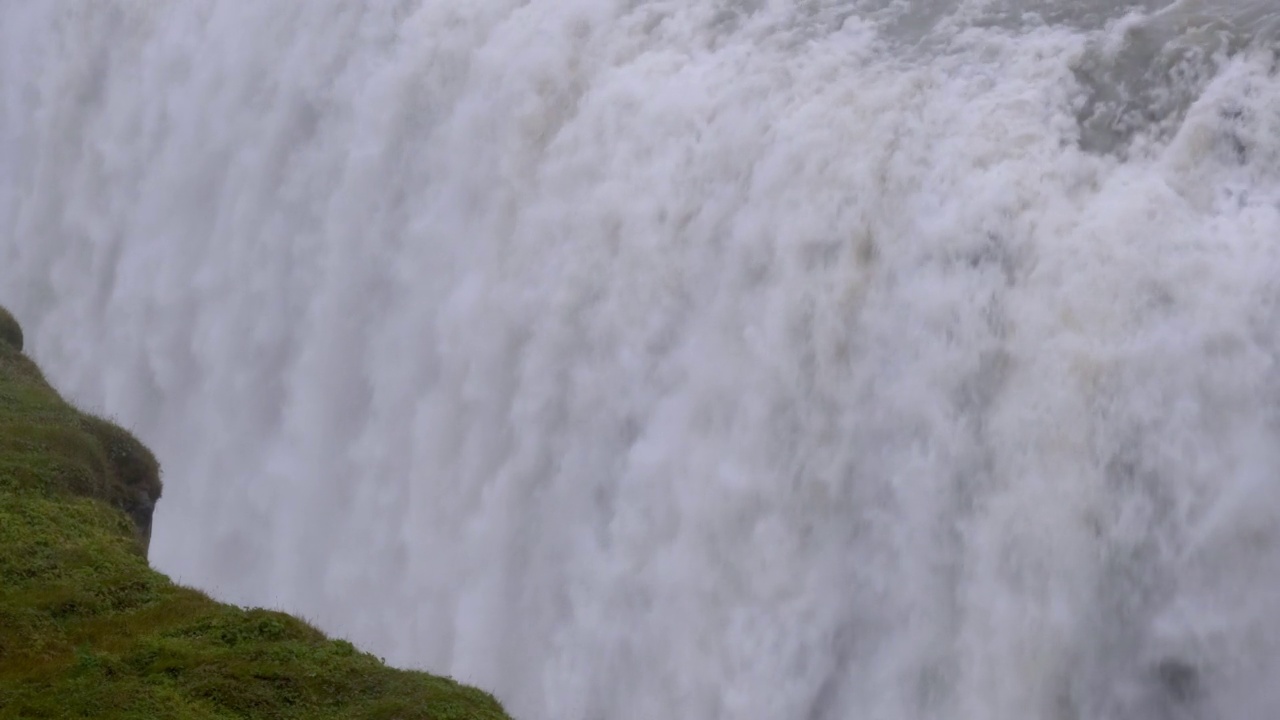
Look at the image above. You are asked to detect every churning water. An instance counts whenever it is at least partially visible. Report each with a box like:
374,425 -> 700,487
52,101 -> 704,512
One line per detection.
4,1 -> 1280,717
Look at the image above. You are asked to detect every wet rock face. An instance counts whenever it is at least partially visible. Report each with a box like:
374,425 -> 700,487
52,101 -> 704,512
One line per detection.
123,489 -> 157,558
0,307 -> 21,351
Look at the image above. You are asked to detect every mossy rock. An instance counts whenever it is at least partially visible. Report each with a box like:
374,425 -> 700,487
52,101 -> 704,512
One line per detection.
75,415 -> 161,500
0,305 -> 511,720
76,414 -> 162,552
0,333 -> 161,554
0,306 -> 22,351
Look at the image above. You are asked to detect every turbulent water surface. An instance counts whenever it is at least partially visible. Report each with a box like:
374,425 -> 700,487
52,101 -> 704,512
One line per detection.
4,1 -> 1280,718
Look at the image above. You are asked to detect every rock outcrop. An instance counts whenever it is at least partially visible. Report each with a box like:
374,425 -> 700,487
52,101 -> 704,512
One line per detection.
0,306 -> 510,720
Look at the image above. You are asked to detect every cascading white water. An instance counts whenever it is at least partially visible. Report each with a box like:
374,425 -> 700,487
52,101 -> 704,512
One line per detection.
4,0 -> 1280,717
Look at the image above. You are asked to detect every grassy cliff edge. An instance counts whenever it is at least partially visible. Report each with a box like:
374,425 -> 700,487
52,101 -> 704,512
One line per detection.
0,306 -> 510,720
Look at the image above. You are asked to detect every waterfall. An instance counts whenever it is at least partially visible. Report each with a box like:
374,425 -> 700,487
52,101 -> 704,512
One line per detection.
4,1 -> 1280,717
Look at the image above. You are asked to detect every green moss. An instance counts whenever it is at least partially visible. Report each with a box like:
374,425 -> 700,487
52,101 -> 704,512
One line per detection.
0,307 -> 511,720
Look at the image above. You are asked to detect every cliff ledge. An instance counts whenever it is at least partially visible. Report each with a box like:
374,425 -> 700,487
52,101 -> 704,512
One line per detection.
0,306 -> 510,720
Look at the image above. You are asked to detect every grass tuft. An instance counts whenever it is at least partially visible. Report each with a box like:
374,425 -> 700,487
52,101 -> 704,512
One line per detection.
0,305 -> 511,720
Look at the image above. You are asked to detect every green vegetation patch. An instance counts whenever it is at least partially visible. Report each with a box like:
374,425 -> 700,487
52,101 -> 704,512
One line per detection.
0,307 -> 511,720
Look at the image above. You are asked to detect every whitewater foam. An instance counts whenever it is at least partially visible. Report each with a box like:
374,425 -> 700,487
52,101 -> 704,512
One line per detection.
4,1 -> 1280,718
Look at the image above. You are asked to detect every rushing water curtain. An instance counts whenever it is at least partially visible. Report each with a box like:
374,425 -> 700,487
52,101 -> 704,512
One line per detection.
4,1 -> 1280,718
